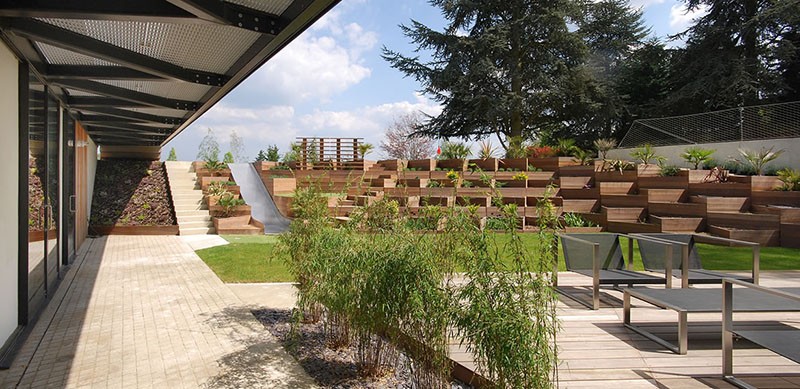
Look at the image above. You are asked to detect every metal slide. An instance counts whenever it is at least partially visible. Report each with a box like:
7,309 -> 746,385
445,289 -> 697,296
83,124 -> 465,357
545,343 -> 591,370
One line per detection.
228,163 -> 291,234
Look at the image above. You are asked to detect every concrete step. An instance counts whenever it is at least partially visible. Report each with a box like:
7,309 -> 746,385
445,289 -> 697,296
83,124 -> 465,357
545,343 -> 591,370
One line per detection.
179,220 -> 214,228
171,193 -> 204,200
175,210 -> 212,217
179,227 -> 216,235
175,205 -> 208,212
176,214 -> 212,223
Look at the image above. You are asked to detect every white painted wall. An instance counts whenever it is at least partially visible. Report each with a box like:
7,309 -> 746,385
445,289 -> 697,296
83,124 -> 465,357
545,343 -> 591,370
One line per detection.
86,137 -> 98,219
608,138 -> 800,170
0,41 -> 19,347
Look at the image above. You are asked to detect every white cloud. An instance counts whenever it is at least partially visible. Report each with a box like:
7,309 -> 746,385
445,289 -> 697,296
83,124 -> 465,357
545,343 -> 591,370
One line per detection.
248,7 -> 377,104
670,3 -> 708,32
171,94 -> 442,160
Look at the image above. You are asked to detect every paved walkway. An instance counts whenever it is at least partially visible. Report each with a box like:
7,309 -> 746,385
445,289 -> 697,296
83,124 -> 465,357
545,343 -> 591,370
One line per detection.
0,235 -> 315,388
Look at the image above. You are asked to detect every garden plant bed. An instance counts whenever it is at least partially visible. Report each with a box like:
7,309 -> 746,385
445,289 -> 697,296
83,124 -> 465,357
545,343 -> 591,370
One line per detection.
254,308 -> 472,389
90,160 -> 176,227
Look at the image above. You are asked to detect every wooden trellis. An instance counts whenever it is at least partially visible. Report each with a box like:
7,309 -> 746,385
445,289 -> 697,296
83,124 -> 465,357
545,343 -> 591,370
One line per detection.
295,137 -> 366,170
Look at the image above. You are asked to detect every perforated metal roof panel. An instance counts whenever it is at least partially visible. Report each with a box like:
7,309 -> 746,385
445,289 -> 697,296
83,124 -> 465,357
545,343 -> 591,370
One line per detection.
0,0 -> 340,147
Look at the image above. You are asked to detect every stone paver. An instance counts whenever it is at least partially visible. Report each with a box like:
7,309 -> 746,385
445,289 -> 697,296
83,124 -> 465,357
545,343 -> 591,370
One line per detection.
1,235 -> 315,388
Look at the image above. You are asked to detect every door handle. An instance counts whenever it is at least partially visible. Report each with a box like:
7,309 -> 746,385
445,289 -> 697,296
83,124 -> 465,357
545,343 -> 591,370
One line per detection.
69,195 -> 76,213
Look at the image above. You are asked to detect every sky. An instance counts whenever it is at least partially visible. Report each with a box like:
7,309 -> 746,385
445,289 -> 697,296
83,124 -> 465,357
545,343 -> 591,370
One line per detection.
162,0 -> 707,161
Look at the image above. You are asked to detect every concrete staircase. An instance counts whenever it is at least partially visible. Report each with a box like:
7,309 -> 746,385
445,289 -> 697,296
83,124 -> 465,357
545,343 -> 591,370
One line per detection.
165,161 -> 215,235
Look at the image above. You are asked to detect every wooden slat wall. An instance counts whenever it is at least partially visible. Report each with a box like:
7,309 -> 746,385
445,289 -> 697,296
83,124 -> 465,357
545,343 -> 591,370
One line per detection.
75,122 -> 88,249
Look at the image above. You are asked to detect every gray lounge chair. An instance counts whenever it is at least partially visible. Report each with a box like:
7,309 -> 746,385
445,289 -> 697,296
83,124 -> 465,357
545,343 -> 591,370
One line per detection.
723,279 -> 800,388
558,233 -> 673,310
632,233 -> 759,287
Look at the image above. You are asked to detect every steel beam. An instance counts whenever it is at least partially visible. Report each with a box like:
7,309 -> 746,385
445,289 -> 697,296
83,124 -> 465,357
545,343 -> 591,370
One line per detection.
77,106 -> 182,125
67,96 -> 150,108
2,18 -> 229,85
85,122 -> 173,135
165,0 -> 288,34
52,79 -> 199,110
47,65 -> 164,81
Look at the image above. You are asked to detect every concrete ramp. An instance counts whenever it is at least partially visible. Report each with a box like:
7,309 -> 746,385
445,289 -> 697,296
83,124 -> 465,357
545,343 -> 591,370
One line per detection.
228,163 -> 291,234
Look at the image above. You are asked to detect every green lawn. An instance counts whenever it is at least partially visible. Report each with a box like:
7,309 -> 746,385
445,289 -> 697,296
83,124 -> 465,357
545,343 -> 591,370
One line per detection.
195,235 -> 290,283
195,233 -> 800,283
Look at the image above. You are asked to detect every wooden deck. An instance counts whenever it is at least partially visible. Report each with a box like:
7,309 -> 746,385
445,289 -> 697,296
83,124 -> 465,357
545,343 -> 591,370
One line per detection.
450,271 -> 800,388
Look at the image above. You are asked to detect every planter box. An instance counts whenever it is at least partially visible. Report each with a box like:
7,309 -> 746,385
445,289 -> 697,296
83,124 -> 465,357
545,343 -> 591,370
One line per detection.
265,177 -> 296,196
708,225 -> 780,246
688,183 -> 751,197
407,159 -> 436,171
728,175 -> 782,191
421,187 -> 455,198
564,226 -> 604,233
273,195 -> 293,217
638,176 -> 689,189
89,225 -> 179,235
468,158 -> 498,171
429,171 -> 451,179
558,176 -> 592,189
751,191 -> 800,207
206,194 -> 240,207
377,159 -> 406,171
498,158 -> 529,171
559,187 -> 600,199
195,167 -> 231,178
528,157 -> 578,171
436,158 -> 468,171
397,178 -> 429,188
636,163 -> 661,177
200,176 -> 231,190
558,165 -> 595,176
213,215 -> 264,235
780,223 -> 800,248
209,204 -> 252,217
678,169 -> 714,183
496,179 -> 527,188
253,161 -> 279,172
594,170 -> 638,182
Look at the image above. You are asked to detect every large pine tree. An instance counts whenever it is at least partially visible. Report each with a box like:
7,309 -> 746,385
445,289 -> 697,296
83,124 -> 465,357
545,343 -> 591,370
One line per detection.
668,0 -> 800,112
382,0 -> 586,150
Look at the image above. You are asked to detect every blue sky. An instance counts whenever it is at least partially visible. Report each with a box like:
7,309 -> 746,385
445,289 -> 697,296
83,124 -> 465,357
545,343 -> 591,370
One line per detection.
163,0 -> 706,161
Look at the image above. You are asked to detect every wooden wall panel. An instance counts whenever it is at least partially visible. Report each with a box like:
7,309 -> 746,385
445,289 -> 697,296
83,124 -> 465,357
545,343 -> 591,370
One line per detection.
75,122 -> 88,249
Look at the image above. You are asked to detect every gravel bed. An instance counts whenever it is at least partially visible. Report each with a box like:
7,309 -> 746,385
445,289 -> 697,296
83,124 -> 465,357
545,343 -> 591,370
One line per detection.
253,308 -> 472,389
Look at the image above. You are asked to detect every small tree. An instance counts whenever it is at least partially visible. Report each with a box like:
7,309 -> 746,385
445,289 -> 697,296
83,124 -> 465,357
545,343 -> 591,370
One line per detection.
738,146 -> 784,176
380,113 -> 436,159
593,138 -> 617,160
266,145 -> 280,162
223,151 -> 234,164
167,147 -> 178,161
254,150 -> 268,162
357,143 -> 374,160
681,147 -> 715,170
196,128 -> 220,162
229,129 -> 246,162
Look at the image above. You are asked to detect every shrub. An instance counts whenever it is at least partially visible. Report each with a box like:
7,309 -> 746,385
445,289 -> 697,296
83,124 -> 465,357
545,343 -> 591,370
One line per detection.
630,143 -> 665,165
439,141 -> 471,160
563,212 -> 596,227
681,146 -> 715,170
216,193 -> 245,217
777,168 -> 800,191
478,139 -> 498,159
737,146 -> 784,176
659,165 -> 681,177
511,172 -> 528,181
526,145 -> 557,158
593,138 -> 617,160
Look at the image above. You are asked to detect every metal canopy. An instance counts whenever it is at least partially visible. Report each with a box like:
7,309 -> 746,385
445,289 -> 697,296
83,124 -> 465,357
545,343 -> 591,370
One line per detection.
0,0 -> 340,147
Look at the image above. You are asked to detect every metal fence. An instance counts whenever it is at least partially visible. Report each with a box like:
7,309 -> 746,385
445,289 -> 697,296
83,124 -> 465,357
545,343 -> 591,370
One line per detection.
619,101 -> 800,148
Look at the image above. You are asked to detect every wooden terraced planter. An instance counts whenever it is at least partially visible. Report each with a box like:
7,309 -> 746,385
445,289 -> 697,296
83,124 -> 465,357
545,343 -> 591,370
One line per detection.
212,215 -> 264,235
436,158 -> 468,171
89,225 -> 179,235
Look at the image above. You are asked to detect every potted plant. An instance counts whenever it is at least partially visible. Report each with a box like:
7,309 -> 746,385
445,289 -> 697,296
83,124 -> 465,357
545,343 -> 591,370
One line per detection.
562,212 -> 603,233
630,143 -> 663,177
437,141 -> 471,170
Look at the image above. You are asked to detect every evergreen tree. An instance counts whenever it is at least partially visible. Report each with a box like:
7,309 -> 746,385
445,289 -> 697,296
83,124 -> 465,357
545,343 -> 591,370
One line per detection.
266,145 -> 280,162
668,0 -> 800,112
229,130 -> 246,162
615,39 -> 674,131
196,128 -> 220,162
254,150 -> 268,162
382,0 -> 586,151
167,147 -> 177,161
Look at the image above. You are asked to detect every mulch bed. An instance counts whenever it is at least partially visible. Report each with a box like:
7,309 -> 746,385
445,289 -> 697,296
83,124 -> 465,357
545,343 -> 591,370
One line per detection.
90,160 -> 176,227
253,308 -> 472,389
